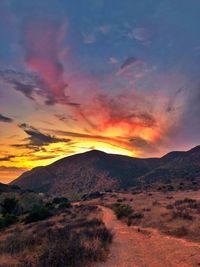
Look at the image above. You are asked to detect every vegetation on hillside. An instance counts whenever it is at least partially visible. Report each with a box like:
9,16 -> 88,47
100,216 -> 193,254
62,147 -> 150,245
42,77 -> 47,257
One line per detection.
0,190 -> 112,267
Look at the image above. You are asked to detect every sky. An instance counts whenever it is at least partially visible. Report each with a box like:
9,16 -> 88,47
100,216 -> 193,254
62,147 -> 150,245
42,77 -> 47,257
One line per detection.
0,0 -> 200,183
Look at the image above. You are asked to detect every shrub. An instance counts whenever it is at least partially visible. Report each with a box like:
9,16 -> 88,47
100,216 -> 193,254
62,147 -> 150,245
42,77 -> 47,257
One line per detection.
58,202 -> 71,210
152,200 -> 160,206
172,210 -> 193,220
170,226 -> 188,237
166,204 -> 174,209
127,218 -> 132,226
1,198 -> 18,215
130,212 -> 144,220
0,205 -> 113,267
0,214 -> 17,229
52,197 -> 69,204
25,205 -> 52,224
114,204 -> 133,219
143,207 -> 151,212
0,232 -> 36,255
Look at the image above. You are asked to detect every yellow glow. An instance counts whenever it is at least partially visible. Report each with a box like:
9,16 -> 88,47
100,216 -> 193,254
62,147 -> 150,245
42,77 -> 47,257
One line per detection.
72,140 -> 135,157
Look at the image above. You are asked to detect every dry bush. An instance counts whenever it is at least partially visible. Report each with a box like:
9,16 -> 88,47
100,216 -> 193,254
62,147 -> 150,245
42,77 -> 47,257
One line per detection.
113,204 -> 133,219
168,226 -> 188,237
0,205 -> 112,267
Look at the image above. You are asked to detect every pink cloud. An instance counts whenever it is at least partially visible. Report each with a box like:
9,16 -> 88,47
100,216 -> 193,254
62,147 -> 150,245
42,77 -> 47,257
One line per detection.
23,17 -> 68,104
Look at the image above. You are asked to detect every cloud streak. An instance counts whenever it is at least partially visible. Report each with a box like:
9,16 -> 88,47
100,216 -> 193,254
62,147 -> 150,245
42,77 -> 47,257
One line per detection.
16,123 -> 71,150
0,69 -> 45,101
23,16 -> 68,105
0,113 -> 13,123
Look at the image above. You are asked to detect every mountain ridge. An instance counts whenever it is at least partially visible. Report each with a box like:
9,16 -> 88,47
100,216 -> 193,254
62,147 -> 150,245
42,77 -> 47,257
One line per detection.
11,146 -> 200,194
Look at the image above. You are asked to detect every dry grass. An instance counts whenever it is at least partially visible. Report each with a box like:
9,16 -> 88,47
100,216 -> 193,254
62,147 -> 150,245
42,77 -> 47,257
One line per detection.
0,205 -> 112,267
95,189 -> 200,242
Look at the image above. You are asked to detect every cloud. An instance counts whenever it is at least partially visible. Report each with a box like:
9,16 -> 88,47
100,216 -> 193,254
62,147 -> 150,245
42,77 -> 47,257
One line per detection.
116,57 -> 143,76
76,92 -> 157,132
82,25 -> 111,44
0,68 -> 79,106
129,137 -> 157,154
0,155 -> 15,162
49,129 -> 119,142
128,27 -> 152,45
0,69 -> 45,101
82,32 -> 97,44
29,155 -> 58,161
109,57 -> 119,65
0,113 -> 13,123
0,166 -> 28,180
55,114 -> 77,122
17,123 -> 71,149
121,57 -> 139,69
22,16 -> 69,105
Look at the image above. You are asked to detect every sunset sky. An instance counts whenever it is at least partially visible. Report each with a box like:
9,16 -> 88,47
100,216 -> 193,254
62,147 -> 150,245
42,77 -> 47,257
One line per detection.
0,0 -> 200,183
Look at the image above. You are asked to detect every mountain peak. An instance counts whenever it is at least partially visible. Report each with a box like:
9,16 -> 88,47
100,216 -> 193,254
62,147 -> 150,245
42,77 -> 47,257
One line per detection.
188,145 -> 200,153
83,149 -> 107,155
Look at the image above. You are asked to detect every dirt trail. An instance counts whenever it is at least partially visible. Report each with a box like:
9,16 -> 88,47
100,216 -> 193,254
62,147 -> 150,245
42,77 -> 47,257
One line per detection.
96,206 -> 200,267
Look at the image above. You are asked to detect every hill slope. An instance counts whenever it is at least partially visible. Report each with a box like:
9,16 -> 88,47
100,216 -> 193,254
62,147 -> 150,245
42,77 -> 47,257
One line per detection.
0,182 -> 21,193
11,147 -> 200,194
141,146 -> 200,187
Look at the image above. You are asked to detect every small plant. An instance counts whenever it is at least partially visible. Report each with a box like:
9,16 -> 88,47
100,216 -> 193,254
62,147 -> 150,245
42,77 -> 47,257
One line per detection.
58,202 -> 71,210
1,198 -> 18,215
25,205 -> 52,224
52,197 -> 69,204
117,198 -> 123,203
166,204 -> 174,209
114,204 -> 133,219
170,226 -> 188,237
0,214 -> 17,229
127,217 -> 132,226
152,200 -> 160,206
172,210 -> 193,220
130,212 -> 144,220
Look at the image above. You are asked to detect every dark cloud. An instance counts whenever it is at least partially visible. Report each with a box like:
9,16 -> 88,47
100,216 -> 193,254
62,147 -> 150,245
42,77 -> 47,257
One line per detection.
55,114 -> 77,122
55,114 -> 68,122
12,81 -> 36,100
121,57 -> 139,69
29,155 -> 58,161
0,69 -> 44,100
0,113 -> 13,123
129,137 -> 157,154
17,123 -> 71,149
0,155 -> 15,162
49,129 -> 124,145
0,68 -> 80,107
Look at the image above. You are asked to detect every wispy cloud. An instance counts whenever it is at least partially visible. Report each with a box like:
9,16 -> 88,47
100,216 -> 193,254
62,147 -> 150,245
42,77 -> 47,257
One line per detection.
0,69 -> 45,101
0,155 -> 15,162
15,123 -> 71,150
22,16 -> 69,105
0,68 -> 80,106
0,113 -> 13,123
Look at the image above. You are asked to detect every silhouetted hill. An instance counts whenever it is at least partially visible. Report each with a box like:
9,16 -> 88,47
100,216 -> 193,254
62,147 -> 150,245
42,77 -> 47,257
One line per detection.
11,146 -> 200,194
0,182 -> 21,193
140,146 -> 200,188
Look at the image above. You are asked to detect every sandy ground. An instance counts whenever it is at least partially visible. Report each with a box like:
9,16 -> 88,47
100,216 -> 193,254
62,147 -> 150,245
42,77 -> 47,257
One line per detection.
96,206 -> 200,267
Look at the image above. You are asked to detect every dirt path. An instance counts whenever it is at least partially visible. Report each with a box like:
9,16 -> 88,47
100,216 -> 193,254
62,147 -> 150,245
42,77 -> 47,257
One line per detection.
96,206 -> 200,267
